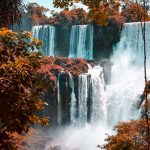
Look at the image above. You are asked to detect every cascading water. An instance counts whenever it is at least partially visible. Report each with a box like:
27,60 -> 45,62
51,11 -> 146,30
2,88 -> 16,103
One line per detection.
112,22 -> 150,67
78,74 -> 88,125
106,22 -> 150,127
69,66 -> 107,126
69,73 -> 77,124
48,26 -> 55,56
57,73 -> 62,126
69,25 -> 93,59
31,25 -> 55,56
45,22 -> 150,150
89,66 -> 107,124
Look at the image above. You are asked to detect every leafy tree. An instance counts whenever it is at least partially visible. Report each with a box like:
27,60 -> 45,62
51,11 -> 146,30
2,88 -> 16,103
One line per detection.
50,8 -> 88,26
0,28 -> 48,150
26,3 -> 88,26
25,3 -> 50,25
99,120 -> 150,150
121,1 -> 150,22
88,2 -> 123,26
0,0 -> 23,27
53,0 -> 150,26
53,0 -> 122,25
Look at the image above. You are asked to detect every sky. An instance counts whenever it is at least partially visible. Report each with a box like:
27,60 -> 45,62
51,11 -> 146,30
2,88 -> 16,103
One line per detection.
24,0 -> 88,12
25,0 -> 55,10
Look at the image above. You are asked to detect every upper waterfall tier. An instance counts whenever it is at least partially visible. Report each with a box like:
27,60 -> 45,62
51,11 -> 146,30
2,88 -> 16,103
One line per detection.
69,25 -> 94,60
31,25 -> 55,56
115,22 -> 150,66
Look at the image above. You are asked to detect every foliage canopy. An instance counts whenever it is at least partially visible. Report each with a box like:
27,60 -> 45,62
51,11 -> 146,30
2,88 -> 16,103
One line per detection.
99,119 -> 150,150
52,0 -> 150,25
0,28 -> 48,150
0,0 -> 23,27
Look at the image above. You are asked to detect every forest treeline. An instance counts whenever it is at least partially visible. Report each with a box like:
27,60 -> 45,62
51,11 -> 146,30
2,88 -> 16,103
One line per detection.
25,0 -> 150,27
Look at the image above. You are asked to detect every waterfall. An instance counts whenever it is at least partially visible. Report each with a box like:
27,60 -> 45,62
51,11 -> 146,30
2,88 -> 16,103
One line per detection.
48,26 -> 55,56
68,65 -> 107,126
45,22 -> 150,150
89,66 -> 107,123
69,73 -> 77,124
106,22 -> 150,127
78,74 -> 88,125
57,73 -> 62,125
69,25 -> 93,60
31,25 -> 55,56
31,26 -> 41,54
113,22 -> 150,67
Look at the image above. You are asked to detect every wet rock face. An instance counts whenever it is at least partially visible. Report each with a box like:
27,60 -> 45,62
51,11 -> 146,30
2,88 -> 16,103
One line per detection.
139,80 -> 150,117
58,71 -> 72,124
13,13 -> 32,32
41,86 -> 58,126
100,59 -> 113,85
55,25 -> 71,57
93,23 -> 121,60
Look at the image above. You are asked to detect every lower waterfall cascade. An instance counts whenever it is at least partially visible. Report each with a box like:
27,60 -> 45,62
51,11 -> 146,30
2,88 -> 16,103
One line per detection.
45,22 -> 150,150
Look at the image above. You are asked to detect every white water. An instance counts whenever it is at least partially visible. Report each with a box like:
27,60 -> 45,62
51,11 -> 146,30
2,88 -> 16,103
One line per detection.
89,66 -> 107,124
69,73 -> 77,124
69,25 -> 93,59
31,25 -> 55,56
45,22 -> 150,150
57,73 -> 62,126
78,75 -> 88,125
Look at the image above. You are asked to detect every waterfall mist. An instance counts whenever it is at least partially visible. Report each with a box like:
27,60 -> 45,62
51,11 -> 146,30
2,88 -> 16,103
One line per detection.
45,66 -> 111,150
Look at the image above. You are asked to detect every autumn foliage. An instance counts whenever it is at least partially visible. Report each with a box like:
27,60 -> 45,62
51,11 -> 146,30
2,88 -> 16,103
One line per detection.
0,0 -> 23,27
53,0 -> 124,26
51,0 -> 150,26
26,3 -> 88,26
88,1 -> 124,26
0,28 -> 49,150
27,1 -> 150,28
51,8 -> 88,26
99,119 -> 150,150
26,3 -> 50,25
38,56 -> 88,83
121,1 -> 150,22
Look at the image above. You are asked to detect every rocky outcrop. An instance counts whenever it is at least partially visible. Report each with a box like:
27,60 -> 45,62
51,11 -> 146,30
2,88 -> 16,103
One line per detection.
54,25 -> 71,57
37,56 -> 88,126
93,22 -> 121,60
100,59 -> 113,84
139,80 -> 150,117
